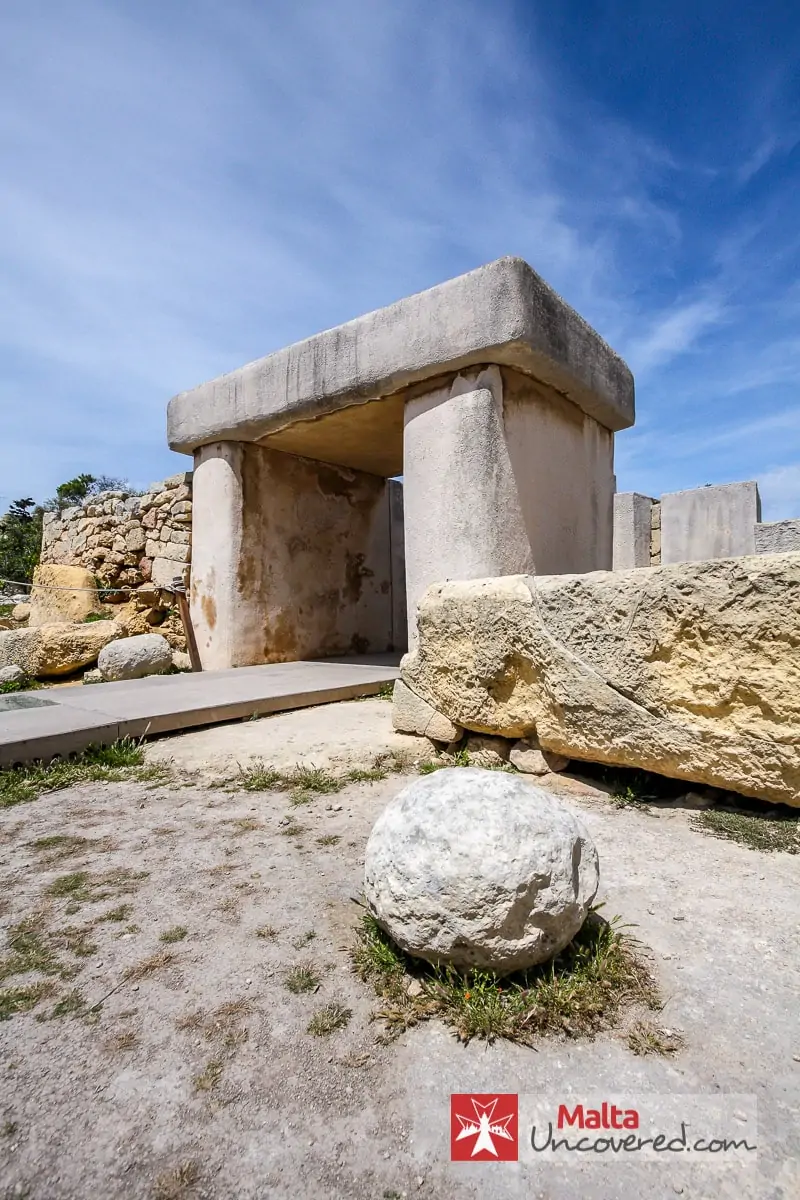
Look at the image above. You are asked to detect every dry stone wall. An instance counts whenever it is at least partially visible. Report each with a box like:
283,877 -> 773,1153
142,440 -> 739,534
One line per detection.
41,472 -> 193,594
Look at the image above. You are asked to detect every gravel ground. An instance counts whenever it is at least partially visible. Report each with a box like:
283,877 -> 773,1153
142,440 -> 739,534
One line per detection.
0,743 -> 798,1199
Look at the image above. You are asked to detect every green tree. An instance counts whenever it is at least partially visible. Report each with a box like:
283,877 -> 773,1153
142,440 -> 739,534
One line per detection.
0,498 -> 43,586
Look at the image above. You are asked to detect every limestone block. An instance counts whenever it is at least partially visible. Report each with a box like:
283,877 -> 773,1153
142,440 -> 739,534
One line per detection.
142,508 -> 158,530
145,539 -> 162,559
661,481 -> 760,564
165,528 -> 191,545
171,649 -> 192,671
12,604 -> 31,622
391,680 -> 462,742
464,735 -> 510,767
0,621 -> 122,677
509,737 -> 570,775
28,565 -> 103,627
98,633 -> 173,681
613,492 -> 654,569
754,519 -> 800,555
125,527 -> 147,553
138,493 -> 157,512
363,768 -> 599,973
170,501 -> 192,516
112,536 -> 126,553
151,558 -> 189,589
160,541 -> 191,563
401,556 -> 800,806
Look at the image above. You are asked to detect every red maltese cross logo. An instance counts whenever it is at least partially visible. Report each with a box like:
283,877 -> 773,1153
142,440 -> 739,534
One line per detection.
450,1093 -> 519,1161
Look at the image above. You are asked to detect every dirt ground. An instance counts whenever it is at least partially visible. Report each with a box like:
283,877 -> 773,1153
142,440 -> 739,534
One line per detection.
1,703 -> 799,1199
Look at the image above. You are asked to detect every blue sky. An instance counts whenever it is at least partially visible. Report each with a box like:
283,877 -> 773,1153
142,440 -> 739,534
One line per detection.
1,0 -> 798,517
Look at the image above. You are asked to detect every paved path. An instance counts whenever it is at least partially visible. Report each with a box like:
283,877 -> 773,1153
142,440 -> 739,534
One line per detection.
0,656 -> 400,766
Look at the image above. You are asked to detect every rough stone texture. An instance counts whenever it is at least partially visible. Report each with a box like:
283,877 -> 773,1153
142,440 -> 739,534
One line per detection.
391,680 -> 461,743
510,737 -> 570,775
11,604 -> 30,622
0,621 -> 122,678
171,650 -> 192,672
661,481 -> 761,564
400,556 -> 800,806
612,492 -> 654,570
755,518 -> 800,555
40,477 -> 192,618
97,633 -> 173,681
0,664 -> 26,685
168,257 -> 634,471
27,564 -> 103,627
363,768 -> 600,974
404,367 -> 615,641
464,734 -> 510,767
190,442 -> 397,670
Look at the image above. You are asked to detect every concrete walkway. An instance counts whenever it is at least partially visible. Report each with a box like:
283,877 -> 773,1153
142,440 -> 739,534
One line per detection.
0,656 -> 400,766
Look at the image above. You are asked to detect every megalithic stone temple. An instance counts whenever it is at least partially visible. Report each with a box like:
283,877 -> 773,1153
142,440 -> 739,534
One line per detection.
167,257 -> 634,669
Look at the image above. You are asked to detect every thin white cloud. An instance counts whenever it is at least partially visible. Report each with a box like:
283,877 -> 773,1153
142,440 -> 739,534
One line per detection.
624,297 -> 728,376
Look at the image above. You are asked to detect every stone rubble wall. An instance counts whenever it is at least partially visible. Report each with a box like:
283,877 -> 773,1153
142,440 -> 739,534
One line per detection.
40,472 -> 193,595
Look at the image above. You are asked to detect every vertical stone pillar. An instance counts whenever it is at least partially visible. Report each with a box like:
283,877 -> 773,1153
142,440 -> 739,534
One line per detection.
402,367 -> 615,640
191,441 -> 393,669
613,493 -> 655,569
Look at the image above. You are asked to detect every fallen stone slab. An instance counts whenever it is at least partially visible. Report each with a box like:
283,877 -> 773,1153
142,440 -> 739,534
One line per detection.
400,554 -> 800,806
0,621 -> 123,678
364,768 -> 599,974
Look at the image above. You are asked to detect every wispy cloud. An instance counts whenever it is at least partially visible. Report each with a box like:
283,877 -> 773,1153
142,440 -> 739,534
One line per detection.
624,297 -> 728,376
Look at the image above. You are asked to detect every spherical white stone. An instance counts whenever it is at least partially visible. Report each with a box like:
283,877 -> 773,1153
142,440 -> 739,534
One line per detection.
364,767 -> 599,975
97,633 -> 173,682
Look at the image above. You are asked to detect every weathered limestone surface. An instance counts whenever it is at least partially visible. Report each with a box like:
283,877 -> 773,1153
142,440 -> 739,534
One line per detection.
364,768 -> 599,974
28,565 -> 102,627
191,442 -> 394,669
661,481 -> 760,564
401,555 -> 800,806
755,519 -> 800,555
403,367 -> 615,640
0,621 -> 122,678
168,257 -> 634,468
391,680 -> 461,743
612,492 -> 654,570
510,737 -> 570,775
98,633 -> 173,681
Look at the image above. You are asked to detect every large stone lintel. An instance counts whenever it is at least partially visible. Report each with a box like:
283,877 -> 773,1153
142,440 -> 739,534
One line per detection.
168,257 -> 634,459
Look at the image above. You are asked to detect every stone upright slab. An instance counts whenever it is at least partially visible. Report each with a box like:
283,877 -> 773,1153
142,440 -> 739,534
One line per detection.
661,481 -> 761,564
612,493 -> 655,569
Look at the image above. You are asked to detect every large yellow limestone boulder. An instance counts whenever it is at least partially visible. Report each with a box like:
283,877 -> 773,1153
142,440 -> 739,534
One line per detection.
400,554 -> 800,806
0,621 -> 123,678
28,565 -> 103,627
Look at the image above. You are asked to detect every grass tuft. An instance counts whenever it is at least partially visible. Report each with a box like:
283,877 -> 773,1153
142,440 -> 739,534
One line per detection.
691,806 -> 799,854
0,739 -> 167,809
159,925 -> 188,944
307,1002 -> 352,1036
284,963 -> 321,994
153,1159 -> 201,1199
193,1058 -> 224,1092
627,1019 -> 684,1057
0,981 -> 56,1020
353,909 -> 660,1047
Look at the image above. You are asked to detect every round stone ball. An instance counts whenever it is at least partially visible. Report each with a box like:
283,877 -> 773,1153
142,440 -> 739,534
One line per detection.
363,767 -> 599,975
